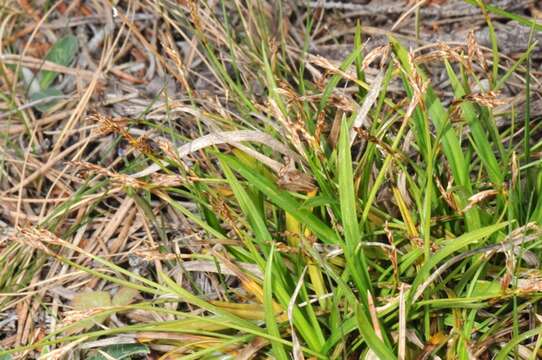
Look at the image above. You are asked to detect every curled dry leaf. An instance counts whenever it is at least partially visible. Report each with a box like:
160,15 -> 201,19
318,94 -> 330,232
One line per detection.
131,130 -> 302,178
463,189 -> 499,212
350,70 -> 385,145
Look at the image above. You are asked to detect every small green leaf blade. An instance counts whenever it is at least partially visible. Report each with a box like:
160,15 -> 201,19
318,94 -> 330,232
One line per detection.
40,34 -> 78,89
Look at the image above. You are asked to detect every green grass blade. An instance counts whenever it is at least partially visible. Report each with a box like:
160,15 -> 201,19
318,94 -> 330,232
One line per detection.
264,244 -> 290,360
354,303 -> 397,360
219,154 -> 341,244
409,222 -> 508,306
338,119 -> 372,299
444,60 -> 503,186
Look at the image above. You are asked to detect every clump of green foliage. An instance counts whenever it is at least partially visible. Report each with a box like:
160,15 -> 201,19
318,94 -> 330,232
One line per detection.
3,1 -> 542,359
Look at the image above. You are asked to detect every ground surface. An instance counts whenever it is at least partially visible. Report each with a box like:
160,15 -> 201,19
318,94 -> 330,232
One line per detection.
2,0 -> 542,359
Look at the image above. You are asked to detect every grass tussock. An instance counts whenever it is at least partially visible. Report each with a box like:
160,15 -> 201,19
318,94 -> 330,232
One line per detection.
2,0 -> 542,359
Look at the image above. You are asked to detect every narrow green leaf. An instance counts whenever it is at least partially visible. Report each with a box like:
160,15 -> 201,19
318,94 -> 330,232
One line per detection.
355,303 -> 397,360
464,0 -> 542,32
495,325 -> 542,360
494,42 -> 537,92
158,271 -> 261,332
338,120 -> 372,298
220,159 -> 271,244
319,48 -> 364,113
264,244 -> 289,360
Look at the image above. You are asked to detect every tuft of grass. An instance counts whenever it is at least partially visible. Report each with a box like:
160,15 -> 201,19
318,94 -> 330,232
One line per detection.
2,1 -> 542,359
